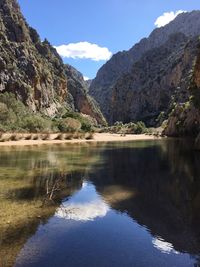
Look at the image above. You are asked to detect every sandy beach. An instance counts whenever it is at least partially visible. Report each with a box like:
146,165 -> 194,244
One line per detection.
0,133 -> 160,147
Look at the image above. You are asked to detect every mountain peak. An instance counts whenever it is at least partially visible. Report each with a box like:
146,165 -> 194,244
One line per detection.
90,10 -> 200,123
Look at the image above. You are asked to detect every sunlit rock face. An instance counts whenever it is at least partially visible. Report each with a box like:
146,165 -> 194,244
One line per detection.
90,11 -> 200,125
65,65 -> 106,125
164,43 -> 200,137
111,34 -> 198,126
0,0 -> 105,124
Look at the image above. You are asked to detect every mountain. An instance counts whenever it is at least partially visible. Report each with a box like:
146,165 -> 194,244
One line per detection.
111,34 -> 198,125
0,0 -> 106,125
64,65 -> 106,125
89,11 -> 200,125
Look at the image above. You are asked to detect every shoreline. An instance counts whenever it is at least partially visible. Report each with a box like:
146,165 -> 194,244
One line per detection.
0,133 -> 161,147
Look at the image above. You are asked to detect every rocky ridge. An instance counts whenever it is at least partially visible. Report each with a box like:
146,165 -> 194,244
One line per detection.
0,0 -> 105,125
89,11 -> 200,125
111,34 -> 198,125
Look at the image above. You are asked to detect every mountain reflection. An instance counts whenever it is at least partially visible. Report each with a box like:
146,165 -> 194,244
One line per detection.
89,139 -> 200,256
1,141 -> 200,267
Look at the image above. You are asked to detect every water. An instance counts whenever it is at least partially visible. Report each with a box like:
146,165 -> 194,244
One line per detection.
0,140 -> 200,267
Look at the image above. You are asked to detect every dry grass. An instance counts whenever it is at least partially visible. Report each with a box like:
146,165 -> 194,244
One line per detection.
85,133 -> 94,140
24,134 -> 32,140
0,131 -> 95,145
41,133 -> 51,140
32,134 -> 40,140
54,133 -> 64,140
0,134 -> 10,142
64,133 -> 73,140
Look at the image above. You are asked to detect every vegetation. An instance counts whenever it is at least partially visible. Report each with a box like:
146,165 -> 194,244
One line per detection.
189,78 -> 200,108
101,121 -> 150,135
0,93 -> 161,140
0,93 -> 95,139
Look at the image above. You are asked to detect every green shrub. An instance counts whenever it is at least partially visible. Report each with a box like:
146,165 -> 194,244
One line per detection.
58,118 -> 81,133
61,111 -> 93,132
81,121 -> 93,132
0,103 -> 9,121
21,116 -> 50,133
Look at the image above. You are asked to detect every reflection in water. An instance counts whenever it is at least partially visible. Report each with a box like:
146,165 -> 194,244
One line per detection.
55,182 -> 109,221
0,141 -> 200,266
152,237 -> 179,254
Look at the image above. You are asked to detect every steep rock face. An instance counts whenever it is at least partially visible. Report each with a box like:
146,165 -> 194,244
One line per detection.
0,0 -> 105,124
65,65 -> 106,125
0,0 -> 68,116
165,42 -> 200,137
164,104 -> 200,137
89,11 -> 200,123
111,34 -> 198,125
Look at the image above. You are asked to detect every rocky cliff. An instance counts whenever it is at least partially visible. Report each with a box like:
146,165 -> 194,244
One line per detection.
89,11 -> 200,125
111,34 -> 198,125
164,41 -> 200,138
65,65 -> 106,125
0,0 -> 105,125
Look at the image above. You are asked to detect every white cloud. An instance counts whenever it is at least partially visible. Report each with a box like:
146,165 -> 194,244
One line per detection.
54,41 -> 112,61
154,10 -> 187,28
83,76 -> 90,81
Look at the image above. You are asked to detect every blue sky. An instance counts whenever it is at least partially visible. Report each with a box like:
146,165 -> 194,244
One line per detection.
18,0 -> 200,79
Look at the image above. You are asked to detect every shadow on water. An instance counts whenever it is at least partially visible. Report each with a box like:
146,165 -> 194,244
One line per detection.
1,140 -> 200,266
90,139 -> 200,263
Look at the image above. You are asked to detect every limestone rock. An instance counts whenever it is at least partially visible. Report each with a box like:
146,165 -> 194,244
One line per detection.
0,0 -> 105,124
89,11 -> 200,124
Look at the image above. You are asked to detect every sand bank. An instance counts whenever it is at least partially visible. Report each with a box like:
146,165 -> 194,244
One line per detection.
0,133 -> 160,147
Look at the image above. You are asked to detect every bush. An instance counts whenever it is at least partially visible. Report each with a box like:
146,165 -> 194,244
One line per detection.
81,121 -> 93,132
61,111 -> 93,132
0,103 -> 9,121
58,118 -> 81,133
21,116 -> 50,133
134,121 -> 147,134
0,93 -> 96,134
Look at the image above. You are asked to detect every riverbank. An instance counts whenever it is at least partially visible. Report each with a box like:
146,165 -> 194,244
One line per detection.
0,133 -> 161,147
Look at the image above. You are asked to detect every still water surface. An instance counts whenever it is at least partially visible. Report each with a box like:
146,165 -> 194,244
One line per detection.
0,140 -> 200,267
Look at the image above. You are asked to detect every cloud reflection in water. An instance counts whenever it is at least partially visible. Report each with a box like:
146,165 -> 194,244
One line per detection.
55,181 -> 109,221
152,237 -> 179,254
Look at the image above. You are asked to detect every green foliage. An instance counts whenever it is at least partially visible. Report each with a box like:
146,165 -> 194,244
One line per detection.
81,121 -> 93,132
104,121 -> 148,134
0,103 -> 9,121
189,80 -> 200,108
156,111 -> 166,125
0,93 -> 51,133
129,121 -> 147,134
57,118 -> 81,133
0,93 -> 95,134
114,121 -> 123,127
21,116 -> 51,133
62,111 -> 94,132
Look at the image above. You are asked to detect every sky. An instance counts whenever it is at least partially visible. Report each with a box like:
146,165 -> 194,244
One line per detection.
18,0 -> 200,80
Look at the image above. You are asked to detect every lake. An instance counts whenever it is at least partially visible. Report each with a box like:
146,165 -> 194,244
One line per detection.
0,140 -> 200,267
